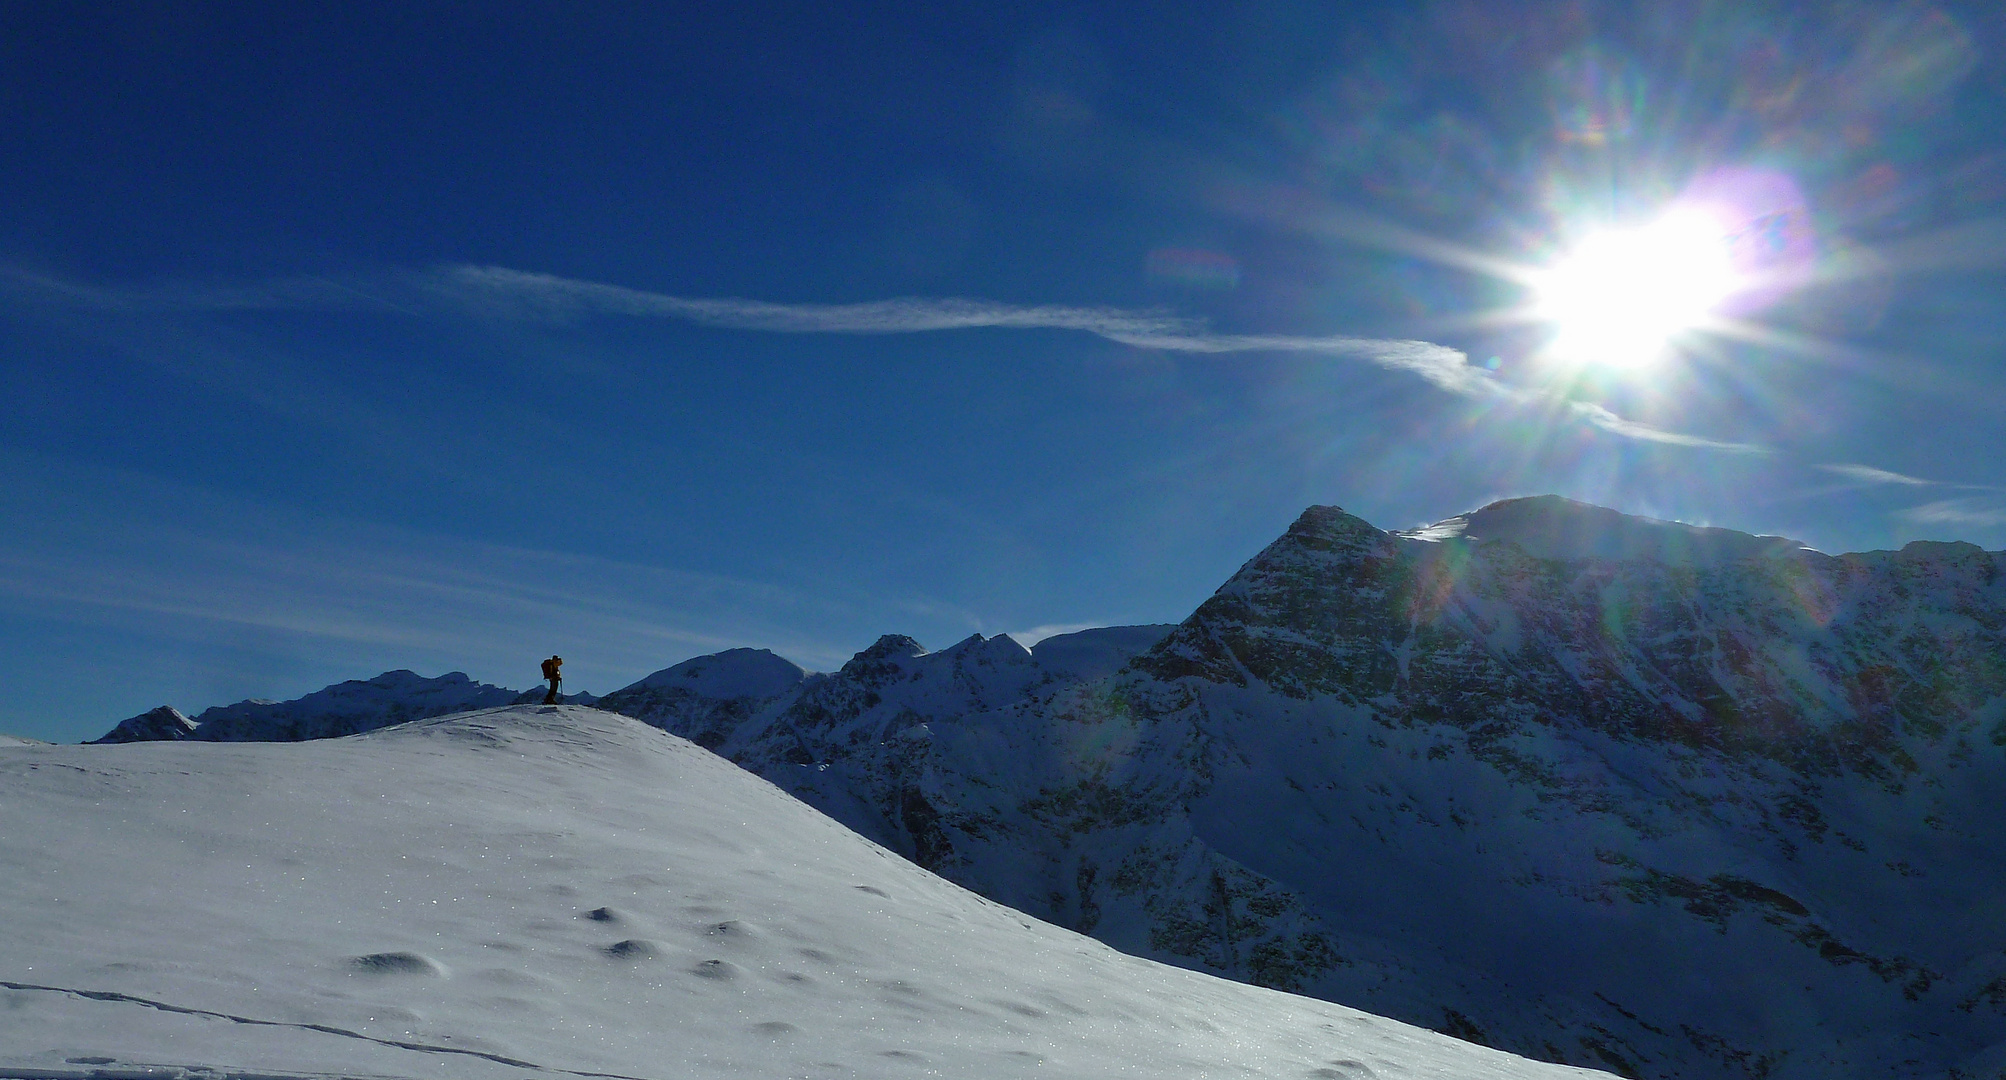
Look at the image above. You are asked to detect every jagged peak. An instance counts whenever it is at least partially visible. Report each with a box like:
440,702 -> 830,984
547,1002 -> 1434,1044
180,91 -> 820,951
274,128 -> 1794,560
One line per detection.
858,633 -> 928,660
836,634 -> 929,684
1285,505 -> 1384,543
90,705 -> 196,744
941,632 -> 1032,663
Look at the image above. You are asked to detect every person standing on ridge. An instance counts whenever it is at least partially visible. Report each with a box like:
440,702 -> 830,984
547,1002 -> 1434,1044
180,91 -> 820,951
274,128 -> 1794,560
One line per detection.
541,655 -> 563,704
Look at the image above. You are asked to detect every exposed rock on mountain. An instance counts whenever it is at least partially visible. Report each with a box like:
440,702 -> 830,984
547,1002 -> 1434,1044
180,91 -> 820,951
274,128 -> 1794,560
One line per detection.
92,705 -> 197,744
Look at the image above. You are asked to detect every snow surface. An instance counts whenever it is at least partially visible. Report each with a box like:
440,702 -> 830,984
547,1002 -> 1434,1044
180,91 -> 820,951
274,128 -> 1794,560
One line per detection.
623,647 -> 808,700
1402,494 -> 1810,564
1029,624 -> 1179,681
0,734 -> 48,747
0,705 -> 1603,1080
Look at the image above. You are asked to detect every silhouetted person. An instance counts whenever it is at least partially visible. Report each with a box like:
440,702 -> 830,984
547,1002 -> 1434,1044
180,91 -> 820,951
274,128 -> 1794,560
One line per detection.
541,655 -> 563,704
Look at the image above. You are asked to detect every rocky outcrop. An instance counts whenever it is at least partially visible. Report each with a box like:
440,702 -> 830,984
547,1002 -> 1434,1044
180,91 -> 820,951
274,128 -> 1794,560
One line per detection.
89,705 -> 196,744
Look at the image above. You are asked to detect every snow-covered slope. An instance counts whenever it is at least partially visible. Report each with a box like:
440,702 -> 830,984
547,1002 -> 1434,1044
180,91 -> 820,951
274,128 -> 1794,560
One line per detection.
1399,494 -> 1811,564
594,500 -> 2006,1079
0,704 -> 1599,1080
1030,624 -> 1180,680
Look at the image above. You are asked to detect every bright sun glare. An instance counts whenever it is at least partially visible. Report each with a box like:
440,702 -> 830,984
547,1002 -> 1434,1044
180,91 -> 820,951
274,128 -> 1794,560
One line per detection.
1533,209 -> 1743,369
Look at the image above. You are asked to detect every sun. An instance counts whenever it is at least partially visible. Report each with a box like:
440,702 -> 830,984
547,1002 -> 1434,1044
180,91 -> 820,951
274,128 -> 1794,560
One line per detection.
1532,208 -> 1743,370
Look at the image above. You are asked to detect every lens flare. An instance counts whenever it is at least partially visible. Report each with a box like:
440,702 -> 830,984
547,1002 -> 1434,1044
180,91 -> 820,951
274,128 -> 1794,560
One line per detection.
1532,209 -> 1743,369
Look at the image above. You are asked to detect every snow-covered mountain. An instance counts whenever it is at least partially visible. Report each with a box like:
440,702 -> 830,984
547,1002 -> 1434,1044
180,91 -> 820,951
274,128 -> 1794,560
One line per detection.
60,496 -> 2006,1077
587,498 -> 2006,1080
0,704 -> 1599,1080
94,670 -> 535,743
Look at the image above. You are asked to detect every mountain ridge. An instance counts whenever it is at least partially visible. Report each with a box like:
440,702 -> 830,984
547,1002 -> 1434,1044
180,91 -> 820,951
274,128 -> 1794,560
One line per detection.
68,496 -> 2006,1079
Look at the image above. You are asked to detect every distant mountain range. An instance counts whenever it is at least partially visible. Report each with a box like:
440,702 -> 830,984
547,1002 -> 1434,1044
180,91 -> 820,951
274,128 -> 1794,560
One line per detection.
91,668 -> 581,743
85,495 -> 2006,1080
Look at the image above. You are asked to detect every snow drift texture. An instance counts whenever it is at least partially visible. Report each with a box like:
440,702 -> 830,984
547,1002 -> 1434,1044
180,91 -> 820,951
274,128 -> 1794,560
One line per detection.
78,495 -> 2006,1079
0,705 -> 1597,1080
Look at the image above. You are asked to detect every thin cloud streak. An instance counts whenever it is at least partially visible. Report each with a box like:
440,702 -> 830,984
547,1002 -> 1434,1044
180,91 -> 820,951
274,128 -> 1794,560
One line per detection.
438,265 -> 1488,393
0,261 -> 1759,455
437,265 -> 1742,447
0,262 -> 406,313
0,450 -> 871,680
1899,497 -> 2006,529
1817,463 -> 1937,486
1815,463 -> 2004,492
1565,402 -> 1768,453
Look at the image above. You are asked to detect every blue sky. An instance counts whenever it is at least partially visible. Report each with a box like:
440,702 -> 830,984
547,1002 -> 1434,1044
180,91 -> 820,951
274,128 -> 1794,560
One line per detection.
4,1 -> 2004,741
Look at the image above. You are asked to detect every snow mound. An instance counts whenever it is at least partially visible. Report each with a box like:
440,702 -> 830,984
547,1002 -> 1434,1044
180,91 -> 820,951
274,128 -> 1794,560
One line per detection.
0,705 -> 1597,1080
1402,494 -> 1810,564
621,647 -> 807,700
1029,624 -> 1178,680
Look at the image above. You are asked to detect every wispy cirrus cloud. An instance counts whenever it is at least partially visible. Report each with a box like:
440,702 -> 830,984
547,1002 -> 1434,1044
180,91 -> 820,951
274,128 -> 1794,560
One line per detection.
1816,462 -> 2005,491
1564,401 -> 1767,453
433,264 -> 1756,446
431,265 -> 1496,395
1898,497 -> 2006,528
0,259 -> 1761,453
1816,462 -> 1938,486
0,262 -> 407,313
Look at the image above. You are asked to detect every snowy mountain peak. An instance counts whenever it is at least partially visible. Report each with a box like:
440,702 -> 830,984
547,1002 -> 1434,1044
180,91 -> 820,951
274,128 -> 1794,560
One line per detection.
836,634 -> 930,685
623,646 -> 808,700
1029,624 -> 1180,680
941,632 -> 1033,664
1286,504 -> 1384,544
1401,494 -> 1811,565
90,704 -> 196,744
856,632 -> 928,660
